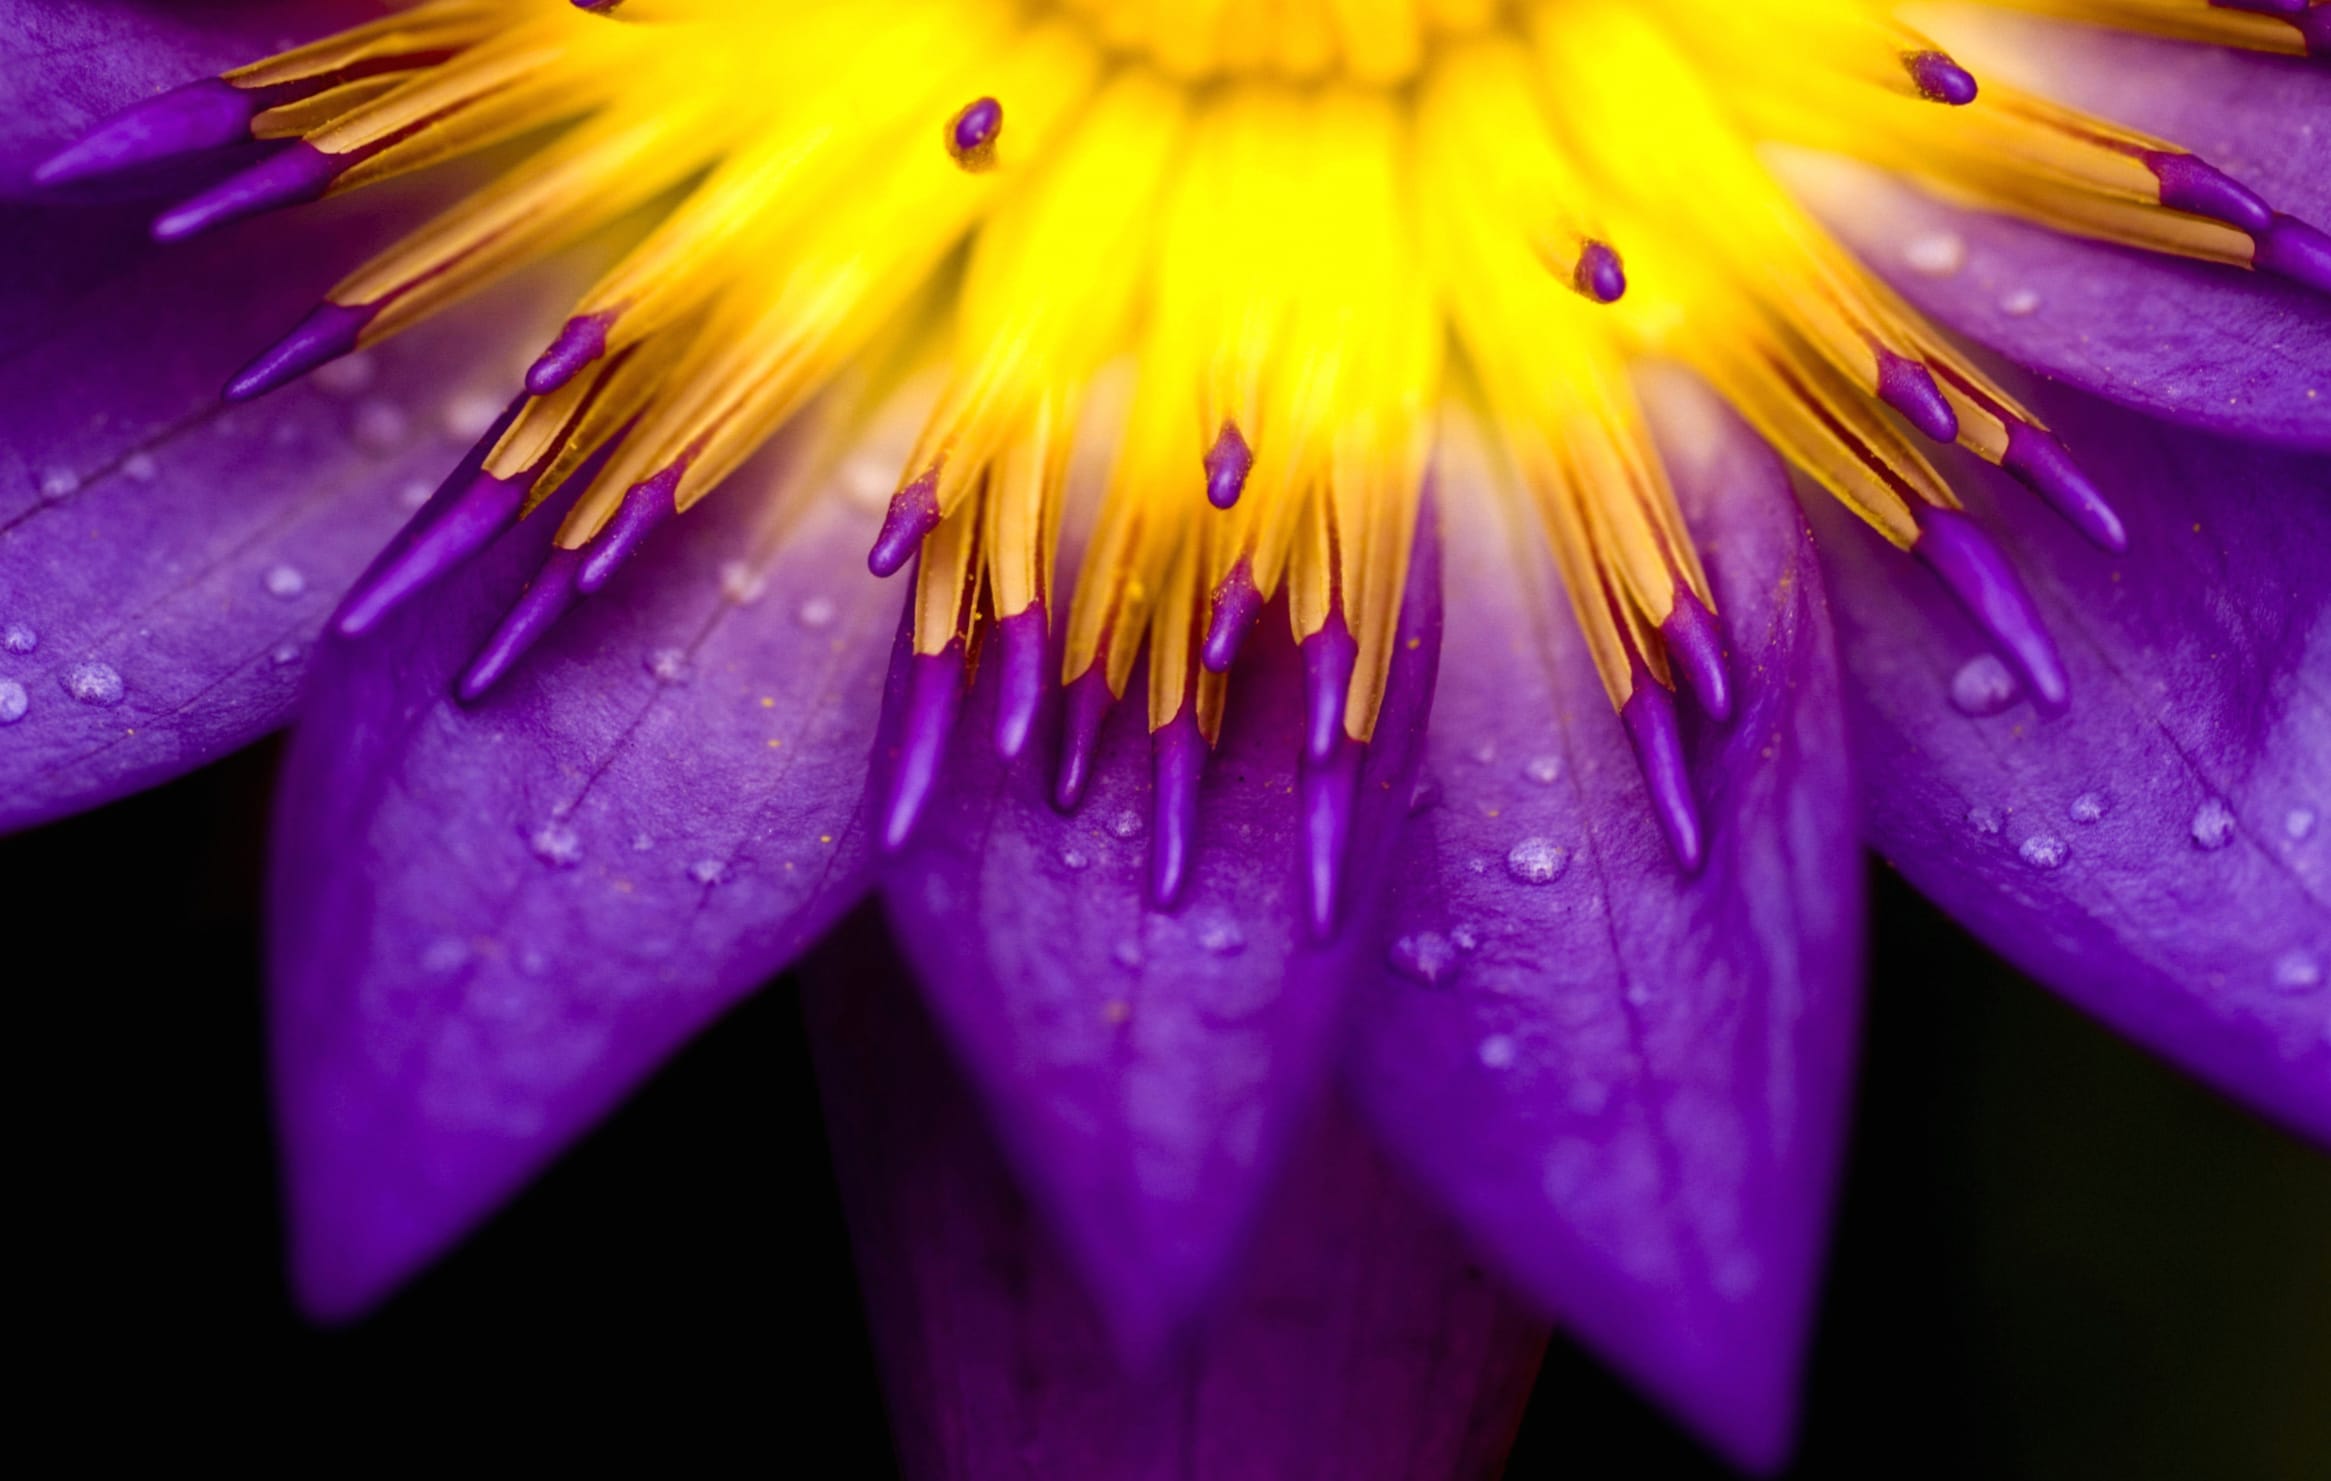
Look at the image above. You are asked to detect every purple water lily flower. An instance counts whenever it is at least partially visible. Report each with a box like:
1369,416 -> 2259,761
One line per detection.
5,0 -> 2326,1474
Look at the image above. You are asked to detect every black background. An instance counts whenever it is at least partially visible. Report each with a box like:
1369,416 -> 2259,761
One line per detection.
9,738 -> 2328,1477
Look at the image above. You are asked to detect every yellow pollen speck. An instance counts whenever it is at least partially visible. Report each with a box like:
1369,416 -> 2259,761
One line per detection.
1102,999 -> 1132,1024
759,696 -> 775,708
819,833 -> 834,844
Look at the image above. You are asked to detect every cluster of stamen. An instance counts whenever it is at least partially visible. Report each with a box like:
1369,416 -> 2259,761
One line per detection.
34,0 -> 2330,935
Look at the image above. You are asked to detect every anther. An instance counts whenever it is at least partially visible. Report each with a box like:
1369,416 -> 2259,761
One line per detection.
1903,51 -> 1979,107
991,604 -> 1049,762
868,469 -> 941,577
882,645 -> 966,853
1572,240 -> 1627,304
1659,589 -> 1733,723
1149,704 -> 1206,911
34,80 -> 260,187
1051,664 -> 1116,813
1620,669 -> 1705,873
2141,153 -> 2275,236
1201,559 -> 1264,673
2001,422 -> 2126,554
527,311 -> 618,395
1875,350 -> 1960,444
152,142 -> 343,242
1300,614 -> 1358,766
947,97 -> 1002,171
457,547 -> 584,704
576,465 -> 681,593
1203,420 -> 1253,509
223,301 -> 378,402
1913,507 -> 2070,715
340,471 -> 528,636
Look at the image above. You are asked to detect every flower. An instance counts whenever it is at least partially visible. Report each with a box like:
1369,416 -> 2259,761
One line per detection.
4,0 -> 2326,1473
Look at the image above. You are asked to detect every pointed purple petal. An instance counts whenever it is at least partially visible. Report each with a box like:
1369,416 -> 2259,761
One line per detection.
803,922 -> 1549,1481
1818,383 -> 2331,1146
877,516 -> 1442,1363
1344,380 -> 1862,1474
269,448 -> 899,1319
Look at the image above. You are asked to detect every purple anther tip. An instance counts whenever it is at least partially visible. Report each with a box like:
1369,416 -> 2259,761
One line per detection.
34,79 -> 259,187
882,648 -> 965,854
868,472 -> 941,577
1620,678 -> 1704,873
991,604 -> 1049,762
1300,738 -> 1363,942
223,299 -> 377,403
1572,239 -> 1627,303
2142,152 -> 2275,236
1300,615 -> 1358,765
2001,421 -> 2127,554
1149,706 -> 1206,912
2253,213 -> 2331,297
1904,50 -> 1979,106
1203,421 -> 1253,509
1875,350 -> 1960,443
152,141 -> 340,242
1201,560 -> 1263,673
338,471 -> 527,637
1659,589 -> 1733,723
947,97 -> 1002,169
457,547 -> 584,704
576,467 -> 681,593
1914,507 -> 2070,716
1051,665 -> 1116,814
526,311 -> 615,395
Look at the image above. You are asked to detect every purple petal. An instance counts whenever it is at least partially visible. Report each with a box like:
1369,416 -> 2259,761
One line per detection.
1343,379 -> 1863,1474
1,1 -> 378,197
268,443 -> 898,1319
877,520 -> 1442,1362
1817,382 -> 2331,1146
0,182 -> 581,831
803,921 -> 1550,1481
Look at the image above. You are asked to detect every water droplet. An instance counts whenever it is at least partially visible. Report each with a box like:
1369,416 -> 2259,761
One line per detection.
795,595 -> 837,629
2286,807 -> 2318,842
1948,654 -> 2019,716
2068,791 -> 2107,825
2272,950 -> 2322,994
62,661 -> 123,707
0,680 -> 26,725
1524,754 -> 1563,785
644,647 -> 690,685
1389,931 -> 1459,985
687,858 -> 727,886
1477,1034 -> 1518,1070
1967,805 -> 2003,836
631,832 -> 656,852
1197,920 -> 1246,957
1469,740 -> 1498,766
1407,778 -> 1442,815
529,823 -> 582,868
1059,846 -> 1090,872
2018,833 -> 2068,870
420,936 -> 470,974
313,352 -> 377,397
1109,809 -> 1143,840
1110,938 -> 1143,969
718,560 -> 766,605
1904,230 -> 1967,276
353,398 -> 409,452
122,452 -> 158,483
396,478 -> 434,511
442,390 -> 502,441
1505,837 -> 1568,884
1999,287 -> 2042,317
270,642 -> 301,667
2190,799 -> 2237,851
262,563 -> 307,600
3,622 -> 37,655
1450,924 -> 1482,953
38,467 -> 80,502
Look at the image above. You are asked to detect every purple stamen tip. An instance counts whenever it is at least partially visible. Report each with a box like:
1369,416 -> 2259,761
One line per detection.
338,472 -> 528,637
1875,350 -> 1960,443
1573,240 -> 1627,303
223,299 -> 377,402
2001,421 -> 2127,554
947,97 -> 1002,169
1621,677 -> 1704,873
1300,615 -> 1358,765
527,311 -> 616,395
1149,706 -> 1206,911
34,79 -> 259,187
868,472 -> 941,577
2252,212 -> 2331,297
2142,152 -> 2275,236
1300,737 -> 1363,942
457,547 -> 584,704
1904,50 -> 1979,106
1659,589 -> 1733,723
1203,421 -> 1252,509
1201,560 -> 1263,673
883,648 -> 965,854
576,466 -> 681,593
152,141 -> 340,242
1051,665 -> 1116,813
991,604 -> 1050,762
1914,507 -> 2070,716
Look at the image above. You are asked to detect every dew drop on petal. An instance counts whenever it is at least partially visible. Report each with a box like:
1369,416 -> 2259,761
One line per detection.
1197,919 -> 1246,957
1948,654 -> 2019,716
2018,833 -> 2068,870
718,560 -> 766,605
795,595 -> 837,629
396,478 -> 433,511
1505,837 -> 1568,884
1110,938 -> 1143,970
271,642 -> 301,667
1407,778 -> 1442,815
1999,288 -> 2042,317
2068,791 -> 2107,825
38,467 -> 80,502
313,352 -> 376,397
122,452 -> 158,483
0,679 -> 27,725
529,823 -> 582,868
62,662 -> 123,707
687,858 -> 727,886
1967,805 -> 2003,836
644,647 -> 690,684
1450,924 -> 1482,953
3,622 -> 37,655
1058,846 -> 1089,871
442,391 -> 502,441
263,563 -> 307,600
1469,739 -> 1498,766
1389,931 -> 1459,985
2272,950 -> 2323,994
1109,809 -> 1143,840
1523,754 -> 1563,785
2287,807 -> 2318,842
1477,1034 -> 1518,1070
419,936 -> 470,974
631,832 -> 656,853
1904,230 -> 1966,276
2190,799 -> 2237,851
352,399 -> 409,453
